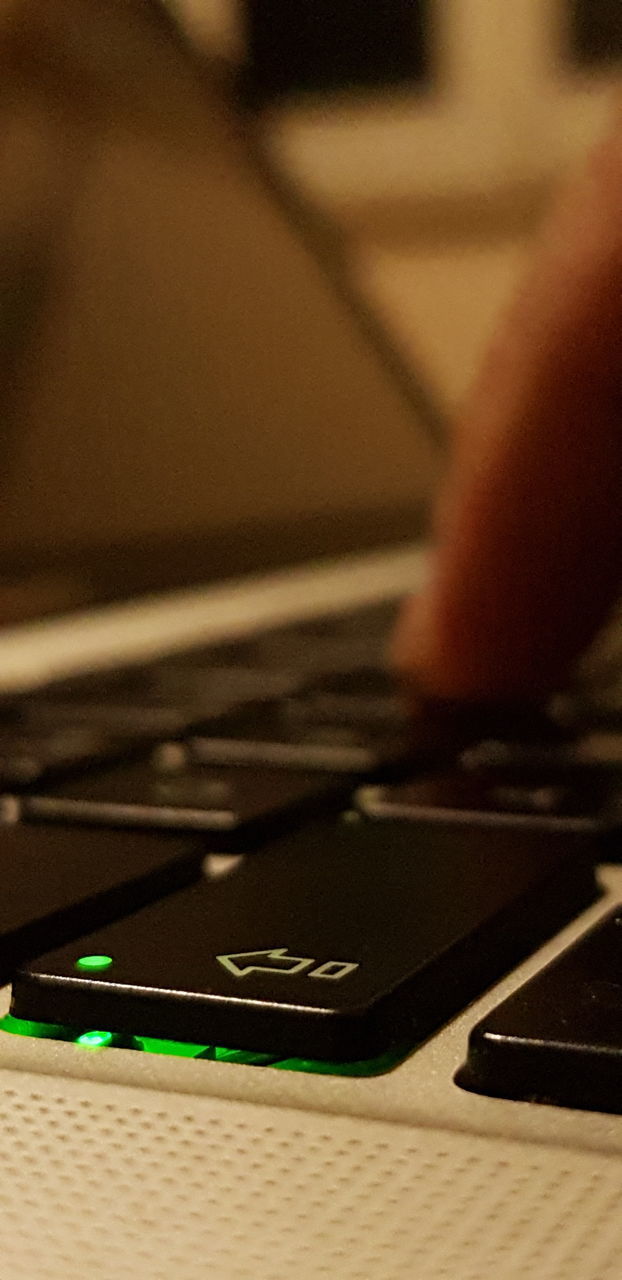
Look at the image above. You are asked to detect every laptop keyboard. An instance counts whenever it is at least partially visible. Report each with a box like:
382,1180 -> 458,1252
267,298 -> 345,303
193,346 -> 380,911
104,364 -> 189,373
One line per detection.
1,599 -> 622,1104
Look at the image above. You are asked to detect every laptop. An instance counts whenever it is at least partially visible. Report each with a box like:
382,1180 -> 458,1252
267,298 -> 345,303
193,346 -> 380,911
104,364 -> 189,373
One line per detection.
1,4 -> 622,1277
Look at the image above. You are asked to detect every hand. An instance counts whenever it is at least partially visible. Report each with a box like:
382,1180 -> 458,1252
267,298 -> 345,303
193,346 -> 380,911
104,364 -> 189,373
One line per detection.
394,109 -> 622,703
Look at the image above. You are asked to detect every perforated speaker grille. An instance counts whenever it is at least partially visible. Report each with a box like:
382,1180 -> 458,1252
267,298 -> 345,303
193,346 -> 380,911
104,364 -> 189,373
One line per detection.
1,1069 -> 622,1279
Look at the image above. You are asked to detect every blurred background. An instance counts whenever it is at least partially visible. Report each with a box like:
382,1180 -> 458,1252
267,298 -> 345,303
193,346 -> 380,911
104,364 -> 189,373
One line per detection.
0,0 -> 621,618
185,0 -> 622,411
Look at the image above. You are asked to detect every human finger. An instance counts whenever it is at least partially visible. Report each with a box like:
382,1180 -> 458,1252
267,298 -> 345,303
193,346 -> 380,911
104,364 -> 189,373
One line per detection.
394,115 -> 622,702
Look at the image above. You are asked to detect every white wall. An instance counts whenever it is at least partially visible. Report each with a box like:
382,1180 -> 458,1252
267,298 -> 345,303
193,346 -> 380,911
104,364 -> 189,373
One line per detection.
266,0 -> 621,205
169,0 -> 621,205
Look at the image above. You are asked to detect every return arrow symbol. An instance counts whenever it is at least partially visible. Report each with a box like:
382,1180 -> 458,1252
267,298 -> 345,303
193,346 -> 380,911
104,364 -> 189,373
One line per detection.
217,947 -> 315,979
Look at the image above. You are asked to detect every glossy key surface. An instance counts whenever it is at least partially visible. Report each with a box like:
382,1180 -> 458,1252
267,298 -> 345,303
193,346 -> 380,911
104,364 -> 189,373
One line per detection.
299,667 -> 404,725
356,771 -> 609,831
21,759 -> 347,842
457,906 -> 622,1114
13,818 -> 598,1061
26,662 -> 296,742
460,730 -> 622,781
0,724 -> 139,788
0,824 -> 203,982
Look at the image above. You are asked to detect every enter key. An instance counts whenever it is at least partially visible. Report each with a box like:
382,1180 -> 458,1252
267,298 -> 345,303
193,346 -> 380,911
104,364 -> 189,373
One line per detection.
11,818 -> 599,1063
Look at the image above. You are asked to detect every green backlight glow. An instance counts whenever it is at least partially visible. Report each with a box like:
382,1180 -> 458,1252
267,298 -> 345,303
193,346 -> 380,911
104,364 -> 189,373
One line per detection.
76,955 -> 114,973
77,1030 -> 115,1049
0,1013 -> 410,1077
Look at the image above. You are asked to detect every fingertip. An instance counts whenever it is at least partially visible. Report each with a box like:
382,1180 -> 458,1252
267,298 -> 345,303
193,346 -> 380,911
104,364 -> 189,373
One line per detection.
391,590 -> 449,702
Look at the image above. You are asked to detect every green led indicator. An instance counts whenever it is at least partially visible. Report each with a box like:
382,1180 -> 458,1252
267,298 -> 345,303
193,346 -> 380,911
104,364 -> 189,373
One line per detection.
76,1030 -> 114,1049
75,955 -> 114,973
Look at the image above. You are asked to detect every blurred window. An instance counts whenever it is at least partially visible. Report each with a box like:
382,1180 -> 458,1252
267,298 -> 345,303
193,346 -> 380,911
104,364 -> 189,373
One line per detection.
568,0 -> 622,68
242,0 -> 431,102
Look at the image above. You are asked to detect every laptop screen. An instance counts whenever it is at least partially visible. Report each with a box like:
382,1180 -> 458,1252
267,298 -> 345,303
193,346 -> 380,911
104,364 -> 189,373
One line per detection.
0,0 -> 440,622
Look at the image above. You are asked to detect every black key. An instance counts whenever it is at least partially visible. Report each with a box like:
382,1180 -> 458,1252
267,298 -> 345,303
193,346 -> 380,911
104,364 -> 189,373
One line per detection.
403,699 -> 570,772
26,668 -> 294,742
357,771 -> 609,831
457,907 -> 622,1114
0,724 -> 143,789
414,697 -> 567,743
188,698 -> 411,774
20,758 -> 347,842
188,694 -> 564,778
12,819 -> 598,1061
0,824 -> 203,983
299,667 -> 404,726
460,730 -> 622,781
